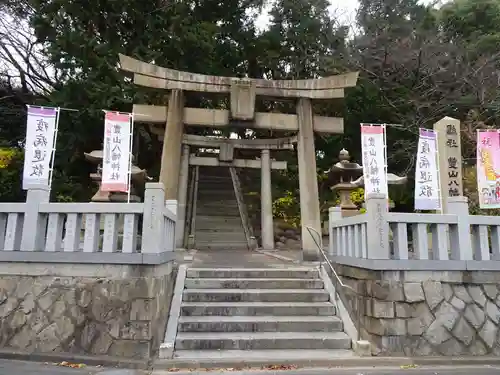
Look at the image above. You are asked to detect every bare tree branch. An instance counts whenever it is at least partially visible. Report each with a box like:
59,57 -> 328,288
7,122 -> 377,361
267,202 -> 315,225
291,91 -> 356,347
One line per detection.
0,11 -> 59,98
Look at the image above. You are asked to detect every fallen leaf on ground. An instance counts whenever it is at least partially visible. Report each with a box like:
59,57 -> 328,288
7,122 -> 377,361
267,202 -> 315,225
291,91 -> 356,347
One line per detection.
55,361 -> 86,368
168,368 -> 180,372
400,364 -> 418,369
262,364 -> 298,370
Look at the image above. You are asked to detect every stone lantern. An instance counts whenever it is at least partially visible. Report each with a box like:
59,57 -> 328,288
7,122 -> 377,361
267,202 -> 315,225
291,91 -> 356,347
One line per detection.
84,150 -> 151,202
326,149 -> 408,217
326,149 -> 364,217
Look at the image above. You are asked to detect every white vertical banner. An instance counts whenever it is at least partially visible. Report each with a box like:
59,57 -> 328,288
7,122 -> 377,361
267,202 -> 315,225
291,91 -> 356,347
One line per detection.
361,124 -> 388,198
101,111 -> 133,193
22,106 -> 60,189
414,128 -> 441,210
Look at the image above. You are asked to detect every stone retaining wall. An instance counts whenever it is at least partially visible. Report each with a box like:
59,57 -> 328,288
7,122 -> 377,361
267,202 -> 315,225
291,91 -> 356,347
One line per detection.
336,264 -> 500,356
0,262 -> 176,359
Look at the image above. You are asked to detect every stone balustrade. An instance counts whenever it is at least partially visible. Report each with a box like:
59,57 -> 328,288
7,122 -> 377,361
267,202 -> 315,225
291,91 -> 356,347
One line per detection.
329,194 -> 500,268
0,182 -> 176,264
325,193 -> 500,356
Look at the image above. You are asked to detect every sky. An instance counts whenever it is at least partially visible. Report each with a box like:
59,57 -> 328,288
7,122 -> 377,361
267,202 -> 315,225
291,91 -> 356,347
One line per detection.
255,0 -> 442,30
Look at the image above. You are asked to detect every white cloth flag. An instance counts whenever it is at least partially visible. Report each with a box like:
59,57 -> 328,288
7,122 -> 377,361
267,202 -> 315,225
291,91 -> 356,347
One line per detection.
361,124 -> 388,198
22,106 -> 58,189
101,112 -> 132,192
414,128 -> 441,210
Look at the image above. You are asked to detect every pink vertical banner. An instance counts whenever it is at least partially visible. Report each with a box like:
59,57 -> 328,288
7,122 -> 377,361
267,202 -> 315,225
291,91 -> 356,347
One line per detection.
477,130 -> 500,209
101,111 -> 132,192
361,124 -> 388,198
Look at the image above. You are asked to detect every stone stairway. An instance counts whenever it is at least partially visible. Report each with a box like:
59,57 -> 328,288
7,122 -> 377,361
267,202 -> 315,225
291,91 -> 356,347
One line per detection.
171,267 -> 353,363
194,166 -> 248,250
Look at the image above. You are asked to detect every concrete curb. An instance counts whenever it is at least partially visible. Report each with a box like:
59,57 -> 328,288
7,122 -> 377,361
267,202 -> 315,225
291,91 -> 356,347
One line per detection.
0,349 -> 150,370
153,355 -> 500,371
160,264 -> 188,359
152,366 -> 500,375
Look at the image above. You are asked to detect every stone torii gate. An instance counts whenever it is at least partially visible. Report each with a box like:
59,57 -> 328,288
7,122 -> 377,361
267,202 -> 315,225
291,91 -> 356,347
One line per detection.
119,54 -> 358,260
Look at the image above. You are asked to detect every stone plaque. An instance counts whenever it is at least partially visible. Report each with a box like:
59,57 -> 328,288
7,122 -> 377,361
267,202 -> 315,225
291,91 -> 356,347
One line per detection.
219,143 -> 234,162
230,78 -> 256,121
434,117 -> 463,212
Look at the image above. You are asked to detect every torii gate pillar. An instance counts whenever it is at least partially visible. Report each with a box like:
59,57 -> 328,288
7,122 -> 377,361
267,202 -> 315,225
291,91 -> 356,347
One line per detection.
160,90 -> 184,200
297,98 -> 322,260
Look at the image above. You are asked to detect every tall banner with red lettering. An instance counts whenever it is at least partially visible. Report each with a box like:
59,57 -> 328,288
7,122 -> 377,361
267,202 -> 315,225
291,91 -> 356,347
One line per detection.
414,129 -> 441,210
22,106 -> 59,189
477,130 -> 500,209
101,112 -> 133,193
361,124 -> 388,198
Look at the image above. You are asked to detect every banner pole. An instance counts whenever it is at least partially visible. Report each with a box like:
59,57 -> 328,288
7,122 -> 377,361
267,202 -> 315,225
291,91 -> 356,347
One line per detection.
127,114 -> 134,204
383,123 -> 388,199
47,107 -> 61,192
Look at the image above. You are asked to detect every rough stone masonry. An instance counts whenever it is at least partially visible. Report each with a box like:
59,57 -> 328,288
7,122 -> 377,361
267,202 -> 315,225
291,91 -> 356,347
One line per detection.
0,262 -> 176,359
336,264 -> 500,356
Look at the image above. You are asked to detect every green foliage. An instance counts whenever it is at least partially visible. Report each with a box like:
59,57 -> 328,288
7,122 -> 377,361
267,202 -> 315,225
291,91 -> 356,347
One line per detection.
0,148 -> 25,202
273,191 -> 300,227
350,188 -> 365,208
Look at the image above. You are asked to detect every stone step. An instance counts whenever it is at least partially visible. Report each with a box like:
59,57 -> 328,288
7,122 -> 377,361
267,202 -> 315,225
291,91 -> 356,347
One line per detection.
195,233 -> 247,241
197,190 -> 235,197
195,244 -> 249,251
196,201 -> 239,208
196,202 -> 239,209
180,302 -> 335,316
195,214 -> 239,220
194,243 -> 249,250
175,331 -> 351,350
194,242 -> 249,249
197,193 -> 235,199
197,182 -> 234,188
195,230 -> 246,236
182,289 -> 330,303
186,268 -> 319,279
195,219 -> 242,226
169,349 -> 356,367
195,224 -> 245,231
195,216 -> 242,224
195,220 -> 242,227
177,315 -> 343,332
184,278 -> 324,289
195,244 -> 248,250
195,227 -> 245,233
195,210 -> 241,217
198,174 -> 232,179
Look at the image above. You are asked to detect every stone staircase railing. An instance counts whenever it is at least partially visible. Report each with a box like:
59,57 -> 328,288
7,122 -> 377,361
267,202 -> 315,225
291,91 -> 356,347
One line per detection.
229,167 -> 257,250
0,182 -> 176,264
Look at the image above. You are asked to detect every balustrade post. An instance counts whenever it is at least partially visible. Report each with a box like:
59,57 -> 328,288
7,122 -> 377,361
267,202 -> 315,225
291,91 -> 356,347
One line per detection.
365,194 -> 390,259
142,183 -> 165,254
328,207 -> 342,256
165,199 -> 178,216
448,196 -> 473,260
20,185 -> 50,251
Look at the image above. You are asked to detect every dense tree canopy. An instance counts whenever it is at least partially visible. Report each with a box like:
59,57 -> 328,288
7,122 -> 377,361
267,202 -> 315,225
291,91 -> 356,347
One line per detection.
0,0 -> 499,219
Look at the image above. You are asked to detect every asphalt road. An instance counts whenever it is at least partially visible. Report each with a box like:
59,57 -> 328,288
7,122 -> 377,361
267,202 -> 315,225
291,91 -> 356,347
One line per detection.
2,360 -> 500,375
0,359 -> 146,375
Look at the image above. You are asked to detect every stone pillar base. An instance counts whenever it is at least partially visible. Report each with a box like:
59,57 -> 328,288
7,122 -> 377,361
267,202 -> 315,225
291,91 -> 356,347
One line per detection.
302,249 -> 320,261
